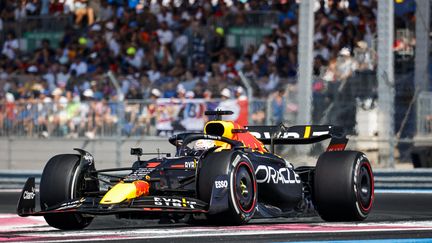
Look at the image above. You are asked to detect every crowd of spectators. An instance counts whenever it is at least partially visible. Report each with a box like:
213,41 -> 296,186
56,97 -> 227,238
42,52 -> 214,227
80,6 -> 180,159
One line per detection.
0,0 -> 412,137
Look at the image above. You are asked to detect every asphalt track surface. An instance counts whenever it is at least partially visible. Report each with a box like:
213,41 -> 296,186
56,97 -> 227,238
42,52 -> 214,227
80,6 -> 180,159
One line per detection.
1,190 -> 432,242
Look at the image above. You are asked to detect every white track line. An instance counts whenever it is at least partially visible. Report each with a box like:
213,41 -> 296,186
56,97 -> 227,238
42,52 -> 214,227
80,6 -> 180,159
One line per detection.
3,220 -> 432,242
3,188 -> 432,193
13,226 -> 432,243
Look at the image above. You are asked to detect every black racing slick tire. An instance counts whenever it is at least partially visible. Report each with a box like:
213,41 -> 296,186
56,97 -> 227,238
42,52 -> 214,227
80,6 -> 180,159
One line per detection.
198,151 -> 257,225
313,151 -> 374,221
40,154 -> 93,230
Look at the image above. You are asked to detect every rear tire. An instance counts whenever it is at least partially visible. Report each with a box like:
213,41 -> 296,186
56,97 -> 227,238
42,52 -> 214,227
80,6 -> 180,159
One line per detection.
313,151 -> 374,221
40,154 -> 94,230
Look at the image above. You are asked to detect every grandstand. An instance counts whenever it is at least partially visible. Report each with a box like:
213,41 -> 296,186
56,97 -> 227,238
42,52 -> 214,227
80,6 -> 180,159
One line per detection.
0,0 -> 389,136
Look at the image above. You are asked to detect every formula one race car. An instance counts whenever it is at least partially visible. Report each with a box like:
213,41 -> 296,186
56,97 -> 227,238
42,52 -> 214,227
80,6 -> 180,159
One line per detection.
17,110 -> 374,230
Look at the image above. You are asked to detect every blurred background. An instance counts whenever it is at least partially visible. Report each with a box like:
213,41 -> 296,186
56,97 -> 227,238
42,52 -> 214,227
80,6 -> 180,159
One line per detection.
0,0 -> 430,172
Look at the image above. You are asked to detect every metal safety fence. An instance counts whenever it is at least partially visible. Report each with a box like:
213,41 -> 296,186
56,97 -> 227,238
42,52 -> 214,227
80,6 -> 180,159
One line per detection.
0,98 -> 270,139
307,66 -> 432,167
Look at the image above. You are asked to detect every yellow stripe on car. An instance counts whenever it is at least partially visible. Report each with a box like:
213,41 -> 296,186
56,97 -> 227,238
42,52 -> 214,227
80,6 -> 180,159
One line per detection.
304,126 -> 311,138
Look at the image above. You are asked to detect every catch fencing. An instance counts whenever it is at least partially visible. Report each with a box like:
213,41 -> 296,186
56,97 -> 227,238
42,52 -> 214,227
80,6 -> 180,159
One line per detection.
0,98 -> 270,139
306,65 -> 431,168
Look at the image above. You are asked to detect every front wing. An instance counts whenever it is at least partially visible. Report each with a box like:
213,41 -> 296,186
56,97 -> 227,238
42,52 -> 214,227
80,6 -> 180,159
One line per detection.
17,178 -> 208,217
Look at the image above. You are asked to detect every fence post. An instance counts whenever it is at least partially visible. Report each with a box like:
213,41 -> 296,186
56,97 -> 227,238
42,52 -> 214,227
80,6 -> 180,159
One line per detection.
297,0 -> 314,125
415,0 -> 430,92
238,71 -> 255,125
266,97 -> 272,125
107,71 -> 124,168
116,100 -> 124,168
414,0 -> 430,142
377,0 -> 395,168
7,137 -> 12,170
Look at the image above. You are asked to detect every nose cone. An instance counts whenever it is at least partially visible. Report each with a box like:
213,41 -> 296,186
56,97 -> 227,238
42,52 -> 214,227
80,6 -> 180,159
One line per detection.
99,181 -> 150,204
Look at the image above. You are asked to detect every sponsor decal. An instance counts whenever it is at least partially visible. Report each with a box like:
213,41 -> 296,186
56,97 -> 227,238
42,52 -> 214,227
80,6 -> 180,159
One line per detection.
250,131 -> 330,139
353,154 -> 367,194
304,126 -> 311,138
146,162 -> 160,168
154,197 -> 197,209
204,134 -> 220,140
125,167 -> 155,181
255,165 -> 301,184
232,155 -> 241,167
56,204 -> 81,210
83,153 -> 94,165
214,180 -> 228,189
56,198 -> 85,210
327,143 -> 346,152
184,161 -> 195,168
250,132 -> 272,139
312,131 -> 331,136
23,187 -> 35,200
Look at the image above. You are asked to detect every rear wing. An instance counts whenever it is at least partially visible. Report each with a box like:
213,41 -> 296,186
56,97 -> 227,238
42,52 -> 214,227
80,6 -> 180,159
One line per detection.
244,125 -> 348,152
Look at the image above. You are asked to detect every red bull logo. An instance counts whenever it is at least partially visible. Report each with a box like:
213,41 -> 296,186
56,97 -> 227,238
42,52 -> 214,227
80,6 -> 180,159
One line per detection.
133,180 -> 150,197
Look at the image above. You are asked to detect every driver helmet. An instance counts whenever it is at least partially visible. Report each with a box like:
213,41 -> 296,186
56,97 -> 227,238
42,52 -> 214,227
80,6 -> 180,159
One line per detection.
194,139 -> 215,151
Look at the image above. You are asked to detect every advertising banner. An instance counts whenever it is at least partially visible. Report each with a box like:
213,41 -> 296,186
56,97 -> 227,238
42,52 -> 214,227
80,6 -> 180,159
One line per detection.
155,98 -> 248,136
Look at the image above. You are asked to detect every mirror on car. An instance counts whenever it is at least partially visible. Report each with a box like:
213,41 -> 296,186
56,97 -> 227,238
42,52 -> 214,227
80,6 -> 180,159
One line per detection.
130,148 -> 143,156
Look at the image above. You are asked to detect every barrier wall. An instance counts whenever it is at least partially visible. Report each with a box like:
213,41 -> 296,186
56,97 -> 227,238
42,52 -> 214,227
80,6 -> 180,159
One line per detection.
0,137 -> 174,170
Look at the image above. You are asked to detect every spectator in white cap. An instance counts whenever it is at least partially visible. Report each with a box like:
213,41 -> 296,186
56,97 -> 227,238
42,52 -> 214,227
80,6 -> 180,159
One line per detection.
235,86 -> 247,100
185,90 -> 195,99
336,47 -> 358,82
216,88 -> 240,121
83,89 -> 94,98
151,88 -> 161,98
176,84 -> 186,98
220,88 -> 231,99
354,40 -> 376,71
51,87 -> 63,98
141,88 -> 161,135
235,86 -> 248,126
339,47 -> 351,57
5,92 -> 15,103
27,65 -> 38,74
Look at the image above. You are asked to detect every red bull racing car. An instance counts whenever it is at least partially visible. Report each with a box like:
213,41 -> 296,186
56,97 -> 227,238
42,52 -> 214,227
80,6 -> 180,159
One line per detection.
17,110 -> 374,230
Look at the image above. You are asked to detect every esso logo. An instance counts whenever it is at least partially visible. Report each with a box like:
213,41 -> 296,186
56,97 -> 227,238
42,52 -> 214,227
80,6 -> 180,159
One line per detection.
215,180 -> 228,189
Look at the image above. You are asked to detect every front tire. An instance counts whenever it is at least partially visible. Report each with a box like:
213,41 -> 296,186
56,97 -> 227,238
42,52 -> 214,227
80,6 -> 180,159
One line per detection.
313,151 -> 374,221
198,151 -> 257,225
40,154 -> 94,230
